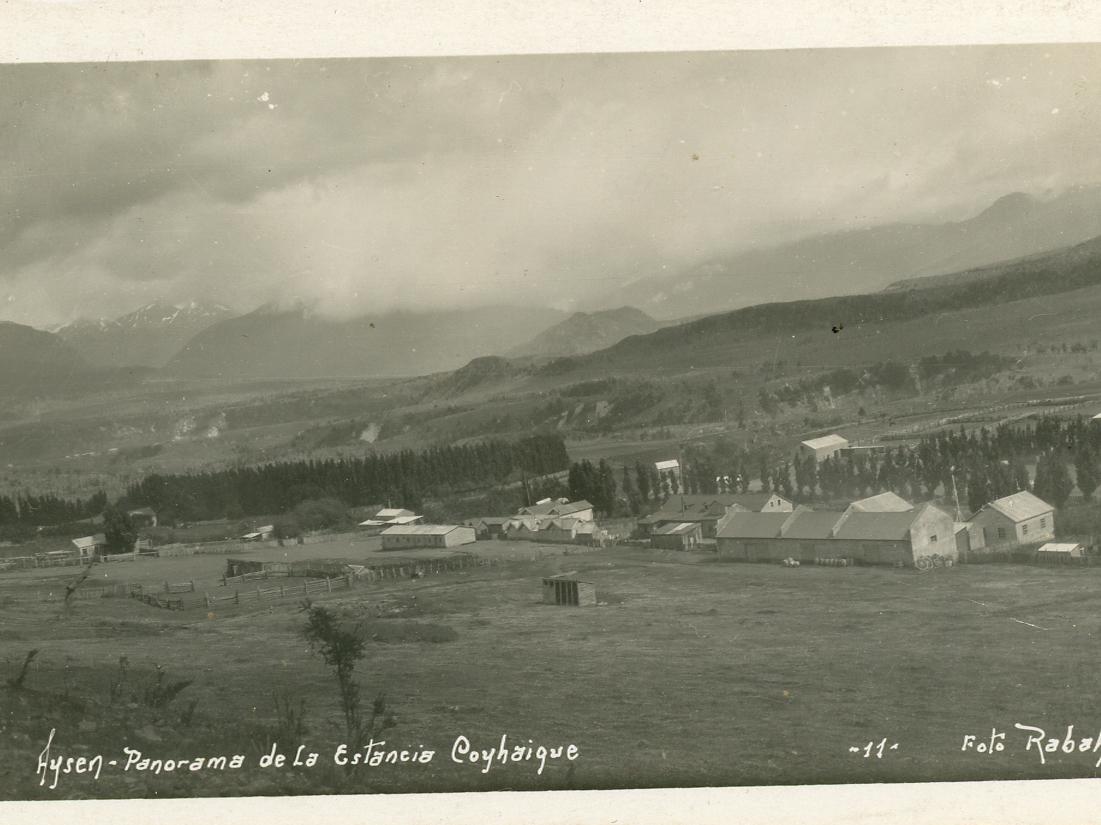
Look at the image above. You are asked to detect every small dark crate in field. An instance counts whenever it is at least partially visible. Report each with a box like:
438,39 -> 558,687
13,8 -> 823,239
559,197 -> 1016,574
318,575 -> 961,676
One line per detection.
542,572 -> 596,606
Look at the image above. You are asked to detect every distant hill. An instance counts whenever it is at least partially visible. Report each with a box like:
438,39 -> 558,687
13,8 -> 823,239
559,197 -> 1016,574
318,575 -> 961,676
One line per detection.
0,321 -> 92,391
552,232 -> 1101,375
509,306 -> 662,358
599,186 -> 1101,320
57,301 -> 236,368
166,304 -> 569,379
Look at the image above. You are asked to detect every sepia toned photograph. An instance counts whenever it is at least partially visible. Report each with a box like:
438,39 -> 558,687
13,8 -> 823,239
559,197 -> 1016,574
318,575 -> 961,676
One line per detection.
4,28 -> 1101,813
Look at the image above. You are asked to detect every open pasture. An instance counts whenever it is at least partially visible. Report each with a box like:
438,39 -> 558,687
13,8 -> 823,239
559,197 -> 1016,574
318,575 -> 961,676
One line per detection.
3,547 -> 1101,798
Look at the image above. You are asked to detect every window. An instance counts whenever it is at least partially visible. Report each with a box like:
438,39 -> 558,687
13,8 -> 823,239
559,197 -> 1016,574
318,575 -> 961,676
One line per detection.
1040,518 -> 1047,529
1022,524 -> 1029,535
997,527 -> 1007,540
929,534 -> 938,543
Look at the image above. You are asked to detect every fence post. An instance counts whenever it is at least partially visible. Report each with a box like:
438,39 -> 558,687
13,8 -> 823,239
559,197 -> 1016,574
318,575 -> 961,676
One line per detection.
235,591 -> 240,605
257,585 -> 262,601
303,581 -> 308,597
190,580 -> 195,593
280,584 -> 286,598
163,580 -> 169,593
326,577 -> 332,593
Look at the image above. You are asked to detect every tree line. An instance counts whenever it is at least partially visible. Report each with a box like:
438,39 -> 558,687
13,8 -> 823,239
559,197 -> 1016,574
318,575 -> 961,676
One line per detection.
124,434 -> 569,523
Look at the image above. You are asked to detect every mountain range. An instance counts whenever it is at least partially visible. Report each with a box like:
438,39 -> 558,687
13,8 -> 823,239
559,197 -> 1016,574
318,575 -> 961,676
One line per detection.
597,186 -> 1101,320
508,306 -> 663,358
56,301 -> 236,368
165,303 -> 572,379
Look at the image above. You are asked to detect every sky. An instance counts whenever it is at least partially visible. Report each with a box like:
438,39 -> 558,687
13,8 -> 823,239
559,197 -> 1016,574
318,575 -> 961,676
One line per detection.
1,44 -> 1100,328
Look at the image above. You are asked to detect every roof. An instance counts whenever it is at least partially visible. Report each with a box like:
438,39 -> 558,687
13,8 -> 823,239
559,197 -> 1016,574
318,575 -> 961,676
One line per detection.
654,459 -> 681,470
71,534 -> 106,549
847,492 -> 914,513
375,508 -> 417,519
716,512 -> 792,539
832,511 -> 920,541
986,490 -> 1054,522
782,510 -> 845,539
521,499 -> 592,517
663,492 -> 787,514
359,514 -> 422,527
381,524 -> 471,536
647,510 -> 718,524
470,516 -> 511,526
953,522 -> 971,535
127,506 -> 156,516
800,434 -> 849,451
654,521 -> 702,536
1037,542 -> 1085,553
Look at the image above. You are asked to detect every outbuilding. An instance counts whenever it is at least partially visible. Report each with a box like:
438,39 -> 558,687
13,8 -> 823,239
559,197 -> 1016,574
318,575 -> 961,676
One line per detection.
1035,542 -> 1086,562
380,524 -> 477,550
651,521 -> 704,550
799,434 -> 849,462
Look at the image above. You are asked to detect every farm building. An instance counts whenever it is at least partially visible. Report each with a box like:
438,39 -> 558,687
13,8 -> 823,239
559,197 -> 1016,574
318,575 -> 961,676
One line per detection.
799,434 -> 849,462
651,521 -> 704,550
831,504 -> 957,567
71,533 -> 106,559
639,492 -> 794,538
126,506 -> 158,527
380,524 -> 477,550
465,516 -> 511,539
518,498 -> 595,522
358,508 -> 423,532
541,572 -> 597,607
1035,542 -> 1086,561
968,490 -> 1055,550
716,503 -> 957,566
241,525 -> 275,541
846,492 -> 913,514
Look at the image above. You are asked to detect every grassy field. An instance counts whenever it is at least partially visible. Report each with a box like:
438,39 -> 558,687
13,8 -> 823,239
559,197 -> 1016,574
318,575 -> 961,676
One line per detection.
2,542 -> 1101,799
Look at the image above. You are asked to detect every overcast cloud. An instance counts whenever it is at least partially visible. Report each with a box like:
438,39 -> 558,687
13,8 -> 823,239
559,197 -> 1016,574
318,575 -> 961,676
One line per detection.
1,45 -> 1100,327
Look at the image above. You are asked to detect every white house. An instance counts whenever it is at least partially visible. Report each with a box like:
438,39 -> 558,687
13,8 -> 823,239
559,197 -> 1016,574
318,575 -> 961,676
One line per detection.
799,434 -> 849,462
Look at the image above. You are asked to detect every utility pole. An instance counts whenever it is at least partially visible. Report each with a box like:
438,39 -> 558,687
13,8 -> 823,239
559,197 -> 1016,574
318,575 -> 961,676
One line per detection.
950,465 -> 962,521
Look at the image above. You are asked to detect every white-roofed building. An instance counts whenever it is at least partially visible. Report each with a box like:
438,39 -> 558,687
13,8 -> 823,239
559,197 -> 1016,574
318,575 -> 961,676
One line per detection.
380,524 -> 476,549
1035,541 -> 1086,559
799,434 -> 849,462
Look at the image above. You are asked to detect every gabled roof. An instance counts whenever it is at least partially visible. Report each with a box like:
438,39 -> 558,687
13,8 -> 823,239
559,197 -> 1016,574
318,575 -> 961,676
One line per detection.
521,499 -> 591,517
662,492 -> 788,515
72,534 -> 106,549
832,511 -> 920,541
381,524 -> 470,536
800,434 -> 848,451
469,516 -> 511,526
716,512 -> 792,539
360,514 -> 422,527
654,521 -> 701,536
654,459 -> 681,471
375,508 -> 417,519
986,490 -> 1054,522
781,510 -> 845,539
847,492 -> 914,513
646,510 -> 718,524
127,506 -> 156,516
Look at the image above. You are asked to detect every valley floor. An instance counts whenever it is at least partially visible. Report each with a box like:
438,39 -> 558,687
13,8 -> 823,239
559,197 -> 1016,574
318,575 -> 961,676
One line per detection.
1,542 -> 1100,799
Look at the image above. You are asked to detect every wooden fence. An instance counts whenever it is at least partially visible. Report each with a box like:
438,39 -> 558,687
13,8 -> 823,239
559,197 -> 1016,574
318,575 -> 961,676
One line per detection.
139,555 -> 504,612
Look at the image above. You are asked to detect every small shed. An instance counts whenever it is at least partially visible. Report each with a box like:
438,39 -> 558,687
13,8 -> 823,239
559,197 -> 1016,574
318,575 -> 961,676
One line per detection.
71,533 -> 106,559
651,521 -> 703,550
799,434 -> 850,462
541,572 -> 597,607
1035,542 -> 1086,562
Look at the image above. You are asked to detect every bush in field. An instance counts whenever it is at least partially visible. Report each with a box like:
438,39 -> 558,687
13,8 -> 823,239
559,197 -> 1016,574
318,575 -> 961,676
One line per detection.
301,601 -> 394,765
